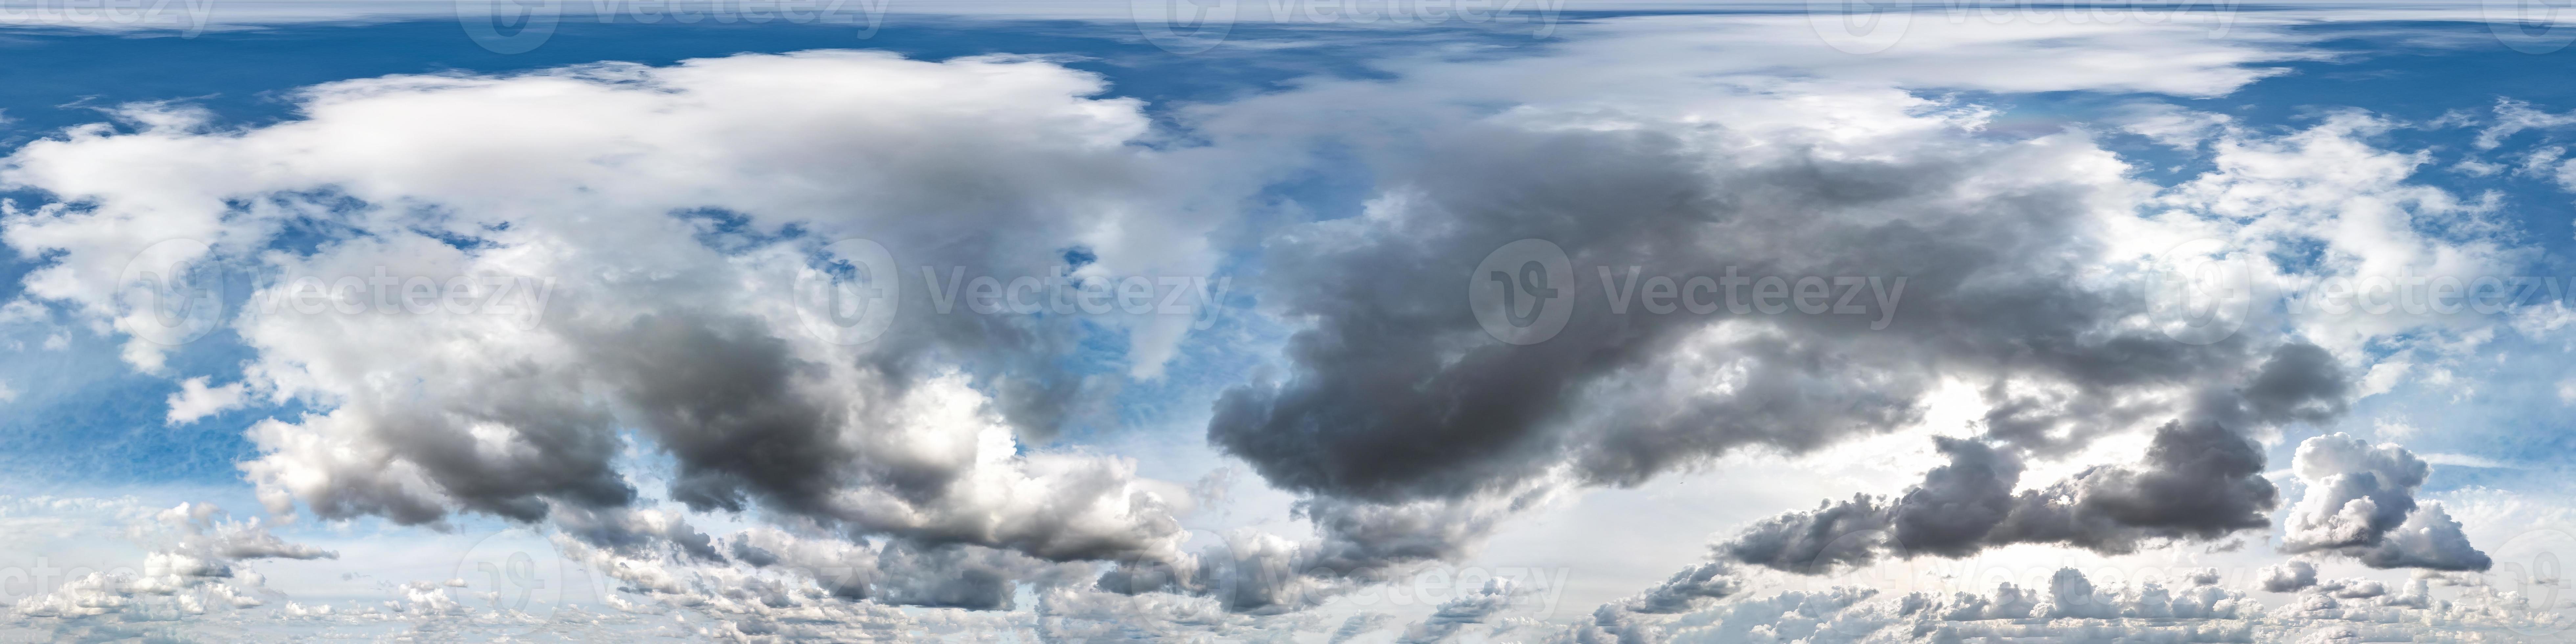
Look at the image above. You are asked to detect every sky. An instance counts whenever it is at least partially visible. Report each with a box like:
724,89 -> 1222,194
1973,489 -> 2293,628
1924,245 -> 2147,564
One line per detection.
5,1 -> 2576,642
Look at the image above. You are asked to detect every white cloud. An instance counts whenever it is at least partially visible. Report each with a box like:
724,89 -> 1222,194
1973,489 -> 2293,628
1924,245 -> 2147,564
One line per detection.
3,51 -> 1228,579
163,376 -> 248,425
4,8 -> 2573,643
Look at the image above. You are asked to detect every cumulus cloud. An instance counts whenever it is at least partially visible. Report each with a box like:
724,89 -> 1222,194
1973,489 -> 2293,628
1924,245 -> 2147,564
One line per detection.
2263,560 -> 2322,592
1726,408 -> 2293,574
10,502 -> 333,637
2281,433 -> 2491,570
1551,563 -> 2573,644
2,9 -> 2554,642
164,376 -> 250,425
3,51 -> 1230,589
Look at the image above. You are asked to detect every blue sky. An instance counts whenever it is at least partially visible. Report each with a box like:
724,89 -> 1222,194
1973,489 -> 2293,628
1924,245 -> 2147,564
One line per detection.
7,2 -> 2576,642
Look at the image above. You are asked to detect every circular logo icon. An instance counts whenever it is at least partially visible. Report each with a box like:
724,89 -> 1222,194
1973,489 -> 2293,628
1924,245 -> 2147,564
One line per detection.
452,527 -> 587,622
1469,239 -> 1574,346
116,238 -> 225,347
1131,0 -> 1237,55
2486,0 -> 2576,55
2492,525 -> 2576,636
794,238 -> 900,346
2144,238 -> 2248,346
1806,0 -> 1912,55
457,0 -> 562,55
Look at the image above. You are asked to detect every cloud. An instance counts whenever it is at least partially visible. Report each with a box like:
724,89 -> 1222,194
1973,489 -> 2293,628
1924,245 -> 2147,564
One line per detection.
10,502 -> 333,635
3,51 -> 1226,584
1205,73 -> 2322,520
1,11 -> 2556,641
164,376 -> 249,425
2475,98 -> 2576,149
1328,612 -> 1395,644
1727,416 -> 2283,573
1552,563 -> 2566,644
2281,433 -> 2492,571
2262,560 -> 2321,592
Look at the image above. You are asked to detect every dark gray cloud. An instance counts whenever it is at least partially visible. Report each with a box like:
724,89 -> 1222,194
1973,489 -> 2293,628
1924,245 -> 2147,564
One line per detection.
1207,114 -> 2306,519
1727,398 -> 2300,573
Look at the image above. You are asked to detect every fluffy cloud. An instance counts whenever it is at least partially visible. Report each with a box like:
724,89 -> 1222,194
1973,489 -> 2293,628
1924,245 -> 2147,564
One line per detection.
9,502 -> 333,638
2262,560 -> 2322,592
1725,414 -> 2285,574
1550,564 -> 2567,644
164,375 -> 250,425
3,52 -> 1225,585
3,9 -> 2564,642
2281,433 -> 2491,570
